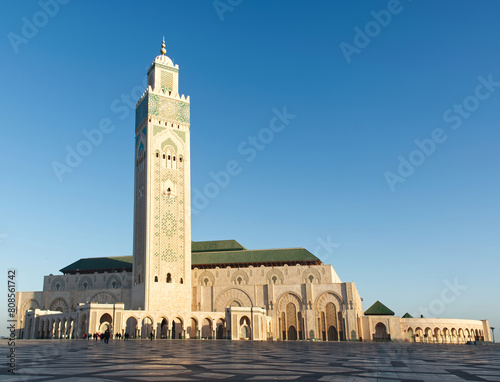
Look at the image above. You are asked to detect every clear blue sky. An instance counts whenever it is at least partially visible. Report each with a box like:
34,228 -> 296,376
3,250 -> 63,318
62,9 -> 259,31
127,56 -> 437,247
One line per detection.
1,1 -> 499,338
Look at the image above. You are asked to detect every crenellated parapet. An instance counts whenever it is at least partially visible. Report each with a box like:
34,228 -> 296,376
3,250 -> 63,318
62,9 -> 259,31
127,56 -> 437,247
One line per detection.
136,85 -> 190,108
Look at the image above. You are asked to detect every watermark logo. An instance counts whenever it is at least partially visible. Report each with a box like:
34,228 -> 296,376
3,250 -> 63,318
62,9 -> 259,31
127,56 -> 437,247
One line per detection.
192,106 -> 296,214
339,0 -> 409,63
7,0 -> 71,54
443,74 -> 500,130
418,278 -> 467,317
315,235 -> 340,261
51,75 -> 148,182
213,0 -> 243,21
384,74 -> 500,192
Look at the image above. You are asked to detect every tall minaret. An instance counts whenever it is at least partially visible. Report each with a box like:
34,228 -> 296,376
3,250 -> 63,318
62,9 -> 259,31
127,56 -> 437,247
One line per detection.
132,39 -> 191,312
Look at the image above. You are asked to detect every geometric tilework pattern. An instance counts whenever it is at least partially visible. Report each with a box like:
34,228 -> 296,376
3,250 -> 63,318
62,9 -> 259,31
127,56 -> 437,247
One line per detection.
152,142 -> 186,280
161,71 -> 173,92
7,340 -> 500,380
148,94 -> 190,124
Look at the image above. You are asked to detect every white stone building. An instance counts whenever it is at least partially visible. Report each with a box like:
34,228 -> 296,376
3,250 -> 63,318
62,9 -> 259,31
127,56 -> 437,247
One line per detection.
14,41 -> 491,343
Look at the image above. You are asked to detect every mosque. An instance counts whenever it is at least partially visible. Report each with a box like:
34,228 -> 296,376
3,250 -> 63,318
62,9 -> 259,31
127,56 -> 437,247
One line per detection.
14,40 -> 491,343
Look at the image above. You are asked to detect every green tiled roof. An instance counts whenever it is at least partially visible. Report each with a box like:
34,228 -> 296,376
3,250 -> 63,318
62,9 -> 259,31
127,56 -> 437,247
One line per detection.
364,300 -> 395,316
192,247 -> 319,267
60,256 -> 133,274
192,240 -> 245,253
402,312 -> 413,318
59,241 -> 321,274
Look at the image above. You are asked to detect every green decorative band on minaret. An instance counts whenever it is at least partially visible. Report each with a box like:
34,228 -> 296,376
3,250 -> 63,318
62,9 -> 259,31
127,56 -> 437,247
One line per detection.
148,94 -> 190,124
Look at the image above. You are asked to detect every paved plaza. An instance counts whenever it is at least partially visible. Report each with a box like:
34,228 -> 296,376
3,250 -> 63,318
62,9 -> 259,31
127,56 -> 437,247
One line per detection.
1,340 -> 499,381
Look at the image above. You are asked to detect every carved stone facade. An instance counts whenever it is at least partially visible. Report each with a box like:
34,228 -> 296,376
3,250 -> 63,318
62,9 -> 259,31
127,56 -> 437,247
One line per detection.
14,42 -> 491,343
131,45 -> 191,313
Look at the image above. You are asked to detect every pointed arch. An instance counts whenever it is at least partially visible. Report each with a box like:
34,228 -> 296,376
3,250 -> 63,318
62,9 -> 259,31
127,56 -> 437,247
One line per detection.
215,288 -> 253,312
276,292 -> 303,313
314,291 -> 344,312
302,267 -> 321,284
21,299 -> 40,314
230,269 -> 249,285
89,291 -> 118,304
49,297 -> 69,312
266,268 -> 284,284
198,270 -> 215,286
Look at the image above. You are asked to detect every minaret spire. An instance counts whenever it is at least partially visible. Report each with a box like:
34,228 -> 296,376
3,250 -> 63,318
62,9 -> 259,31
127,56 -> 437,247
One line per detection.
161,37 -> 166,55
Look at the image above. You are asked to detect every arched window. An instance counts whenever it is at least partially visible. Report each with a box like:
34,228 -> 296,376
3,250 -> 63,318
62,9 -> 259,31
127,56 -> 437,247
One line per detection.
167,273 -> 172,283
237,277 -> 242,285
83,282 -> 88,290
180,278 -> 183,284
272,276 -> 277,284
154,276 -> 158,282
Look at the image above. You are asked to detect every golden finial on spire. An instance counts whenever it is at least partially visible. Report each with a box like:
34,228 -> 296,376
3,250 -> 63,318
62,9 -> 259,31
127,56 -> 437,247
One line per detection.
161,37 -> 166,55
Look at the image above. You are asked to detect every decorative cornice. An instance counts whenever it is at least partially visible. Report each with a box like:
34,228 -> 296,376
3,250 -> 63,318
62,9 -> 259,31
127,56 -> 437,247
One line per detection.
136,85 -> 190,108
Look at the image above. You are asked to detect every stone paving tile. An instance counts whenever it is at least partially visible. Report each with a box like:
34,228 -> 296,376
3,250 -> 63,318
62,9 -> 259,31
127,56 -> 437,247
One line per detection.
1,340 -> 499,381
247,376 -> 302,380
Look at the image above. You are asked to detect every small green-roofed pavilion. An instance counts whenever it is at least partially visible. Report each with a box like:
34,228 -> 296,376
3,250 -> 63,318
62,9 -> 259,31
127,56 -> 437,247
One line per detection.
364,300 -> 395,316
402,312 -> 413,318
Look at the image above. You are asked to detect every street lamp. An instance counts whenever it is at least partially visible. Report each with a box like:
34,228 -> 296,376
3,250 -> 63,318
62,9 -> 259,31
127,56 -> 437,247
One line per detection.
490,327 -> 495,343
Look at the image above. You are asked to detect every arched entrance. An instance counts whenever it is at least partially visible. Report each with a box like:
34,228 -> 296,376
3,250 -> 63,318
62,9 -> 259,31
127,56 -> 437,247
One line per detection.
79,314 -> 88,339
216,318 -> 226,339
172,317 -> 183,339
328,326 -> 338,341
315,292 -> 344,341
141,317 -> 153,339
39,319 -> 46,339
240,316 -> 251,340
374,322 -> 390,341
285,302 -> 297,341
407,328 -> 414,342
201,318 -> 212,339
99,313 -> 113,334
278,293 -> 303,341
125,316 -> 138,338
188,318 -> 198,339
160,318 -> 168,339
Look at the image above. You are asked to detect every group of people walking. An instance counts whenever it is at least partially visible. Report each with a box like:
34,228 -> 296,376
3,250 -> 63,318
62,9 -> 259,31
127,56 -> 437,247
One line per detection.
81,330 -> 146,342
82,329 -> 110,343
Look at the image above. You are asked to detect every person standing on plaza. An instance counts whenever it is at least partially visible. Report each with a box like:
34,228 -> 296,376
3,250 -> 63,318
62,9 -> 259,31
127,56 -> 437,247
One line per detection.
104,329 -> 110,344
